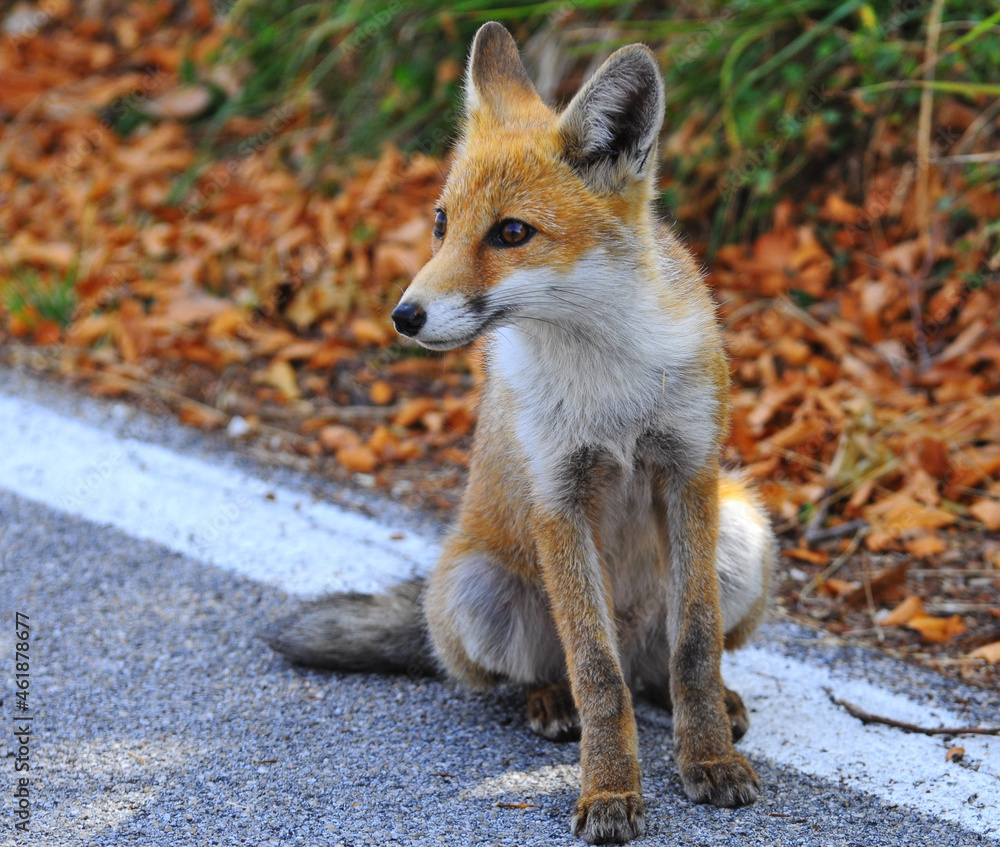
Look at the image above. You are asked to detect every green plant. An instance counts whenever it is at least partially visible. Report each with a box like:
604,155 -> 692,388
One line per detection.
209,1 -> 1000,246
2,264 -> 78,330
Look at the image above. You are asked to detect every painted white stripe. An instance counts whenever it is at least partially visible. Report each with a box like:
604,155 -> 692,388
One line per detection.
0,393 -> 434,596
721,648 -> 1000,839
1,390 -> 997,838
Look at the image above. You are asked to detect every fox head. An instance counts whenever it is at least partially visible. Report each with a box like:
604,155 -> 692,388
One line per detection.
391,22 -> 666,350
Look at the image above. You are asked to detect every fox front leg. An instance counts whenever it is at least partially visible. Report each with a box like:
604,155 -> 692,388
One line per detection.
531,456 -> 645,844
653,463 -> 760,808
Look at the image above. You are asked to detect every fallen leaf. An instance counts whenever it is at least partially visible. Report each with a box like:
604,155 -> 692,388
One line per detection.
366,425 -> 399,458
968,499 -> 1000,531
821,578 -> 860,598
258,360 -> 300,401
782,548 -> 831,565
394,397 -> 436,428
164,294 -> 231,326
967,641 -> 1000,663
145,85 -> 215,120
370,380 -> 394,405
845,561 -> 910,608
820,194 -> 862,225
336,445 -> 378,474
946,746 -> 965,762
319,425 -> 362,452
178,403 -> 226,429
350,317 -> 391,346
879,595 -> 924,627
904,535 -> 946,557
904,614 -> 967,643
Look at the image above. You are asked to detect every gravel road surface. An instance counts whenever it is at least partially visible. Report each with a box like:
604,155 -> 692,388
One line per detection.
1,367 -> 997,846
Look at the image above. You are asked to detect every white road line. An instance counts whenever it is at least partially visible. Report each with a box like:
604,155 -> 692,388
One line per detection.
721,648 -> 999,838
2,390 -> 998,839
0,393 -> 434,596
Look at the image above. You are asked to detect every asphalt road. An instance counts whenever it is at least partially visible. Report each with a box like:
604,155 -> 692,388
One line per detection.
1,365 -> 998,846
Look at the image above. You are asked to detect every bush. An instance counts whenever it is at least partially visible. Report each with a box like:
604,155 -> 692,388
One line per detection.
217,1 -> 1000,244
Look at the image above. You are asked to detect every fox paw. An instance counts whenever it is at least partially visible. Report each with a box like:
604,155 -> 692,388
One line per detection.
724,687 -> 750,743
571,791 -> 646,845
526,683 -> 580,742
680,754 -> 759,807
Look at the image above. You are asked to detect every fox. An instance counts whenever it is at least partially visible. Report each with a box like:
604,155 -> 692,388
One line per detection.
272,22 -> 775,845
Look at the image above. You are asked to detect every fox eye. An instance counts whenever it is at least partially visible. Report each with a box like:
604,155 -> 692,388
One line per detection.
492,219 -> 535,248
432,209 -> 447,239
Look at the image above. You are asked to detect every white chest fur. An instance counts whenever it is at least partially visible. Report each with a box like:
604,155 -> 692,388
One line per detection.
487,251 -> 719,501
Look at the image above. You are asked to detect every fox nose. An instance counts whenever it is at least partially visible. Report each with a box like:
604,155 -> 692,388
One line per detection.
391,303 -> 427,337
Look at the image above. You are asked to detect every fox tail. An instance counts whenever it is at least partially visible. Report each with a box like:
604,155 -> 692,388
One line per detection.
268,577 -> 438,675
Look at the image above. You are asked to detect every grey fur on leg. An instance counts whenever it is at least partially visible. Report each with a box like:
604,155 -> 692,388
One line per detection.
268,578 -> 439,675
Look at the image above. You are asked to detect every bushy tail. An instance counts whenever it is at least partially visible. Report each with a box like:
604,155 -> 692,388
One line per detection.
268,578 -> 438,675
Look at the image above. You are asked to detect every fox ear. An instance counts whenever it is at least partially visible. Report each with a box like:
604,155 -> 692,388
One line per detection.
558,45 -> 665,192
465,22 -> 539,119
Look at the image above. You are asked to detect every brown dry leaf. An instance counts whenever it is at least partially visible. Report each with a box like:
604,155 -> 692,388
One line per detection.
904,535 -> 946,557
370,380 -> 394,405
367,425 -> 399,458
336,445 -> 378,474
351,317 -> 391,346
782,548 -> 830,565
968,499 -> 1000,531
880,238 -> 925,275
308,342 -> 357,370
319,425 -> 362,452
946,747 -> 965,762
907,436 -> 951,478
865,496 -> 958,535
879,595 -> 924,627
145,85 -> 215,120
762,416 -> 826,451
821,578 -> 860,598
164,294 -> 232,326
904,614 -> 967,643
33,320 -> 62,345
820,194 -> 862,225
207,307 -> 251,338
67,314 -> 114,346
258,360 -> 300,401
178,403 -> 226,429
275,340 -> 325,362
967,642 -> 1000,663
845,561 -> 910,608
394,397 -> 436,428
746,380 -> 803,434
8,235 -> 76,270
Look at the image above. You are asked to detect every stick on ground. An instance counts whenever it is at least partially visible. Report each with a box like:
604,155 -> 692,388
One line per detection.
824,688 -> 1000,736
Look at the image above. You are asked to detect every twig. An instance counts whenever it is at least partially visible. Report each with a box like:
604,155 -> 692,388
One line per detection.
930,151 -> 1000,165
805,518 -> 869,546
800,526 -> 866,600
861,561 -> 885,643
916,0 -> 945,234
825,689 -> 1000,736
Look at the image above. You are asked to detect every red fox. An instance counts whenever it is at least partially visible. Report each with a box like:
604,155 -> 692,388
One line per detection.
273,22 -> 775,844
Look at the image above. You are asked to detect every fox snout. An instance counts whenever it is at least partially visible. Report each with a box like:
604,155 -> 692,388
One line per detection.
390,302 -> 427,338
